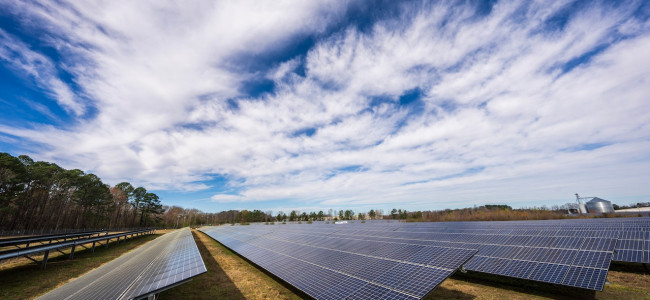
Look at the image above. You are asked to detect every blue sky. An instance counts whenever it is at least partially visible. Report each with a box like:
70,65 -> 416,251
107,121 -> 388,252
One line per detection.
1,0 -> 649,214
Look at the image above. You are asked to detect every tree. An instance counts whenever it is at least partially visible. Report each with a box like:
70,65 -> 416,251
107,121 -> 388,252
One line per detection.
111,182 -> 134,228
368,209 -> 376,220
72,173 -> 112,228
276,211 -> 286,222
131,187 -> 147,224
0,153 -> 28,213
140,192 -> 162,226
289,210 -> 298,221
338,210 -> 344,220
391,208 -> 398,219
317,210 -> 324,221
0,152 -> 167,231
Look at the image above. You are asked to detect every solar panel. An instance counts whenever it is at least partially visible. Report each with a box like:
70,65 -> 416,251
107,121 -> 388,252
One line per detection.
200,225 -> 476,299
38,228 -> 206,300
293,218 -> 650,290
341,218 -> 650,290
197,217 -> 649,296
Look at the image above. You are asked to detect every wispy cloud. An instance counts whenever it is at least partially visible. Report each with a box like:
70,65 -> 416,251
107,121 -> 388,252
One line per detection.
0,29 -> 83,115
1,0 -> 649,211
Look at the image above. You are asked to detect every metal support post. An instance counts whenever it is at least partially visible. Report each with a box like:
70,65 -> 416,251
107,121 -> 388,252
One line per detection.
41,250 -> 50,269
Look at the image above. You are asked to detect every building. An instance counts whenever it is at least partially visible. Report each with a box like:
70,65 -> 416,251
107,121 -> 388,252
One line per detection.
585,197 -> 615,214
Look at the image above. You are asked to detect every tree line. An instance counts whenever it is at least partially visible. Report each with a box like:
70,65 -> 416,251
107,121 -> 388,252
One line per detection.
0,152 -> 162,232
2,152 -> 634,233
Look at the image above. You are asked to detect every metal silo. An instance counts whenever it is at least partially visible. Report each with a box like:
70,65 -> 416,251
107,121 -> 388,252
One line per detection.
585,197 -> 615,214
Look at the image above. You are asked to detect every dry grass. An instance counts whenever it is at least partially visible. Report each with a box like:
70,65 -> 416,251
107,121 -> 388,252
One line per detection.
427,265 -> 650,300
159,230 -> 302,300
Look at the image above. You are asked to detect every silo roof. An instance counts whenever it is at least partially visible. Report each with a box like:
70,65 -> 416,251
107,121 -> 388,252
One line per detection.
587,197 -> 610,203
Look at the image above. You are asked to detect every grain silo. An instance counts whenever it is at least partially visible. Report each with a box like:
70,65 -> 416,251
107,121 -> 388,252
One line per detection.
585,197 -> 615,214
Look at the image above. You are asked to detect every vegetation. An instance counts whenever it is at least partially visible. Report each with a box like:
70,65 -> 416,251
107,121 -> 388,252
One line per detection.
3,152 -> 641,233
614,202 -> 650,210
403,205 -> 618,222
0,152 -> 162,232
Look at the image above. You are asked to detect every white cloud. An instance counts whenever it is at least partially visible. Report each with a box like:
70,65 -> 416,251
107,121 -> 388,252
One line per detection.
1,1 -> 649,211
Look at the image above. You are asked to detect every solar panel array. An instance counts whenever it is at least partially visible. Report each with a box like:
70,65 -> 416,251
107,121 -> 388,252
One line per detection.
200,225 -> 476,299
335,223 -> 617,291
202,217 -> 649,296
326,218 -> 649,291
38,228 -> 206,300
614,224 -> 650,263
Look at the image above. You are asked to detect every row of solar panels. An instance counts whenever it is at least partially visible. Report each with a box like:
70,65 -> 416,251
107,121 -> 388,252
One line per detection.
0,230 -> 108,248
38,228 -> 206,300
200,226 -> 476,299
306,220 -> 648,286
316,218 -> 650,262
207,225 -> 613,291
0,229 -> 155,268
200,217 -> 649,298
380,220 -> 650,264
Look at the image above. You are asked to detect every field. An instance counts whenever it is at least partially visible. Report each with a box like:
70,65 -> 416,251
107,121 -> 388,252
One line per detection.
1,229 -> 648,299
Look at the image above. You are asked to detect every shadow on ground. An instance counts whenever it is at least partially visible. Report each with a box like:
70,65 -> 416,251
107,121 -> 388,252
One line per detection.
425,286 -> 476,299
439,271 -> 597,300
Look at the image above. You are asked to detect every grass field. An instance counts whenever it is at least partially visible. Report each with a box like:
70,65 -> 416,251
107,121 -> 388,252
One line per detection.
2,229 -> 649,299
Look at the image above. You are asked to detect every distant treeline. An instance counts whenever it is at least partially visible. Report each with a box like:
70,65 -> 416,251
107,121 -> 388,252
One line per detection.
614,202 -> 650,210
1,152 -> 637,234
0,153 -> 162,232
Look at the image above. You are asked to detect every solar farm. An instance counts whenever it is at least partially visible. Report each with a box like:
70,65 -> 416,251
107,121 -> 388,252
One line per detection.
198,217 -> 650,299
1,218 -> 649,299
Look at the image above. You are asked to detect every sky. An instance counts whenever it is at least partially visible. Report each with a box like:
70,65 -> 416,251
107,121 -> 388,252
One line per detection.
1,0 -> 649,214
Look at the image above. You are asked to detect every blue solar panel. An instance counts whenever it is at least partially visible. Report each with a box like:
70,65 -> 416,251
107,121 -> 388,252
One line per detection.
538,249 -> 577,265
572,251 -> 612,269
372,263 -> 420,287
562,266 -> 608,290
581,238 -> 616,251
394,267 -> 451,296
616,239 -> 643,250
502,260 -> 537,278
614,249 -> 644,262
527,263 -> 568,285
467,257 -> 511,275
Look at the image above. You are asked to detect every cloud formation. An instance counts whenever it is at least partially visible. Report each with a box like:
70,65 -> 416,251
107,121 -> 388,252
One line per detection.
1,0 -> 649,211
